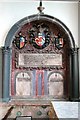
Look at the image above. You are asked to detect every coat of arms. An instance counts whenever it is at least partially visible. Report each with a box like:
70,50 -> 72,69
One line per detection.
29,23 -> 51,49
35,32 -> 45,47
54,34 -> 64,49
13,32 -> 27,49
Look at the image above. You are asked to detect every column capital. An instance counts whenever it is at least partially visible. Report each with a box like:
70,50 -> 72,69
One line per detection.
70,48 -> 79,54
2,47 -> 12,53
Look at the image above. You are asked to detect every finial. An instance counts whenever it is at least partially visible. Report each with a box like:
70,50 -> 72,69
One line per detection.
37,0 -> 45,14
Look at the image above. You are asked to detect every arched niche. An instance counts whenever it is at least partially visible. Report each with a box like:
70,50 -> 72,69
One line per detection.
15,72 -> 31,96
2,14 -> 79,102
48,72 -> 64,98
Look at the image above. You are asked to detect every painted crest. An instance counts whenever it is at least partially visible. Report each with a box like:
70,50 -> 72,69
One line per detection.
19,36 -> 25,48
14,36 -> 26,49
35,33 -> 45,47
29,23 -> 51,49
55,36 -> 64,49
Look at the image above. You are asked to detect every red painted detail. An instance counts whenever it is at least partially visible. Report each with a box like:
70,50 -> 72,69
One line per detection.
59,38 -> 64,47
20,42 -> 25,48
35,37 -> 43,46
36,70 -> 38,96
11,50 -> 15,96
41,71 -> 44,95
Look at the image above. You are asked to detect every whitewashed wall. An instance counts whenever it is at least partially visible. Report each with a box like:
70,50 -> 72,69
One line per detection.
0,1 -> 78,47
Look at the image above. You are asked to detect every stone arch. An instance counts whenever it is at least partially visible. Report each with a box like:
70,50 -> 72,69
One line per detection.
2,14 -> 79,101
4,14 -> 75,49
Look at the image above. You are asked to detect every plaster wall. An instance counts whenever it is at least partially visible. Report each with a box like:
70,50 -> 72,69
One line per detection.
0,1 -> 78,46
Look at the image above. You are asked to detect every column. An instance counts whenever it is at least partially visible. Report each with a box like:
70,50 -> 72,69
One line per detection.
0,48 -> 2,100
70,48 -> 79,101
2,47 -> 11,102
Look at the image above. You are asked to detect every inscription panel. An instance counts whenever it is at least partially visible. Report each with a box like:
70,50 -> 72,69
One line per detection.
18,53 -> 62,67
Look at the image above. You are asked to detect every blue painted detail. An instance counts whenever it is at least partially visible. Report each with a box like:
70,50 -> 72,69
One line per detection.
3,48 -> 11,102
2,98 -> 10,102
16,111 -> 22,116
38,73 -> 42,95
32,70 -> 36,95
44,70 -> 48,95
